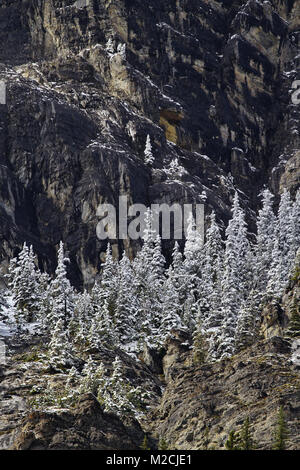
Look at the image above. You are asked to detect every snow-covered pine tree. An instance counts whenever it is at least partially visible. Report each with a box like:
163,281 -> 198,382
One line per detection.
235,293 -> 260,352
81,358 -> 106,397
7,243 -> 41,324
72,291 -> 94,347
171,242 -> 187,305
79,355 -> 98,395
217,192 -> 251,359
199,211 -> 224,331
66,366 -> 81,389
194,212 -> 225,359
254,189 -> 277,299
98,243 -> 119,316
266,237 -> 283,300
184,212 -> 203,280
152,235 -> 166,281
291,189 -> 300,267
144,134 -> 154,165
167,158 -> 186,179
90,279 -> 102,319
266,190 -> 296,300
0,286 -> 18,333
36,271 -> 52,329
184,212 -> 203,282
6,253 -> 25,327
105,37 -> 115,54
48,318 -> 73,370
160,266 -> 183,341
182,291 -> 198,332
99,356 -> 143,417
277,190 -> 295,285
78,359 -> 107,400
88,298 -> 117,349
115,252 -> 140,349
183,212 -> 204,330
48,241 -> 75,329
65,366 -> 81,403
148,234 -> 166,344
134,208 -> 157,275
149,234 -> 166,330
160,241 -> 189,332
117,42 -> 126,59
98,356 -> 126,415
218,197 -> 242,359
133,209 -> 166,347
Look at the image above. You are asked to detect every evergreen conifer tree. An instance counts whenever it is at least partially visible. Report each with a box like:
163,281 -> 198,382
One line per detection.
48,242 -> 75,328
48,318 -> 73,370
115,252 -> 140,348
98,243 -> 119,316
88,298 -> 116,349
167,158 -> 186,179
101,356 -> 138,416
225,429 -> 240,450
255,189 -> 277,299
218,193 -> 251,359
199,211 -> 224,353
171,241 -> 187,305
273,406 -> 289,450
158,438 -> 169,450
160,266 -> 183,341
183,213 -> 203,327
133,210 -> 166,347
277,190 -> 295,286
266,236 -> 282,300
235,294 -> 260,352
292,190 -> 300,257
240,417 -> 255,450
140,436 -> 150,450
144,135 -> 154,165
7,243 -> 41,323
79,356 -> 99,395
73,291 -> 94,345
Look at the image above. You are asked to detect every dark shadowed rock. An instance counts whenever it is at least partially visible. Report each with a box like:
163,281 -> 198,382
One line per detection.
149,337 -> 300,450
12,393 -> 144,450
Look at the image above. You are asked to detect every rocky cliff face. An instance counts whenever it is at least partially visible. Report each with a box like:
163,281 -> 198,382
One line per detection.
9,394 -> 145,450
0,0 -> 299,286
150,335 -> 300,450
0,334 -> 161,450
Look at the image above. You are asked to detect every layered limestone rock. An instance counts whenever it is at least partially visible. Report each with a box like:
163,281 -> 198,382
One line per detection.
11,394 -> 144,450
0,0 -> 299,286
0,337 -> 161,450
150,336 -> 300,450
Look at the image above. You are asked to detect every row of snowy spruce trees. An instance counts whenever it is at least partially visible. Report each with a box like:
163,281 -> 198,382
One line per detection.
3,188 -> 300,365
